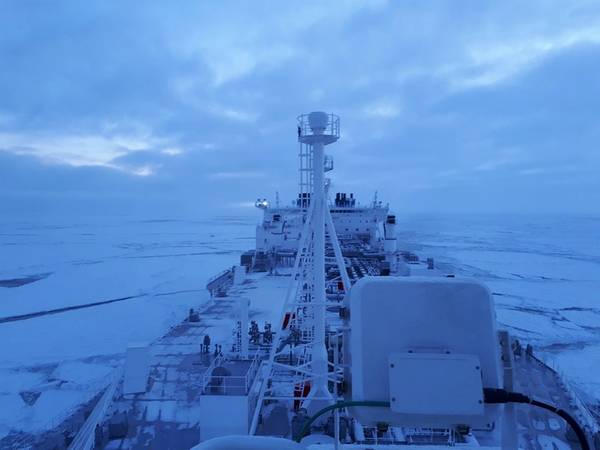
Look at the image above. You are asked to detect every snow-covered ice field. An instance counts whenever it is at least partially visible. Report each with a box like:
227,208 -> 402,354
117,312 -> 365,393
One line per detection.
0,213 -> 598,438
397,214 -> 600,399
0,217 -> 251,439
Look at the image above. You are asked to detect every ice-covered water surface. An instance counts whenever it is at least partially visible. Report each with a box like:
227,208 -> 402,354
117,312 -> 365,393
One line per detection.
0,214 -> 598,437
397,214 -> 600,398
0,216 -> 255,438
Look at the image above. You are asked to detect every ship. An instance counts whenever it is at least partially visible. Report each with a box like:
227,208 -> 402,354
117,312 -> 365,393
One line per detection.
15,112 -> 600,450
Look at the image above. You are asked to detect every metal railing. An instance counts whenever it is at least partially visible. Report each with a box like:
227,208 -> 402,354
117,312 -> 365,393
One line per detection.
201,352 -> 262,396
206,269 -> 232,286
67,367 -> 123,450
200,354 -> 225,392
3,367 -> 122,450
297,113 -> 340,139
535,353 -> 600,434
202,374 -> 250,396
245,352 -> 262,392
206,268 -> 234,294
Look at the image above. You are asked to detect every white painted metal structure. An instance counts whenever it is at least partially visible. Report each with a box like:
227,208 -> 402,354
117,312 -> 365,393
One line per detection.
347,277 -> 503,430
67,368 -> 123,450
239,297 -> 249,359
191,435 -> 304,450
302,112 -> 337,409
298,133 -> 313,206
254,113 -> 388,257
254,202 -> 389,255
122,344 -> 150,395
250,112 -> 351,433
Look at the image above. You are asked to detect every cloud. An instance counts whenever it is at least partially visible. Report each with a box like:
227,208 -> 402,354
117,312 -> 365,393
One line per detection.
0,0 -> 599,215
0,129 -> 188,178
363,101 -> 401,119
473,149 -> 524,172
161,147 -> 182,156
207,105 -> 259,123
163,1 -> 387,87
209,171 -> 265,180
131,165 -> 155,177
447,27 -> 600,90
0,132 -> 135,166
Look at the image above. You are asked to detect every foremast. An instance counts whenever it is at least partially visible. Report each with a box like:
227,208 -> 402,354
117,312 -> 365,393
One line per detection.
250,112 -> 350,433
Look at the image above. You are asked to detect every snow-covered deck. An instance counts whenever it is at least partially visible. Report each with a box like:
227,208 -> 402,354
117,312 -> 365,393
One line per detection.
97,272 -> 289,449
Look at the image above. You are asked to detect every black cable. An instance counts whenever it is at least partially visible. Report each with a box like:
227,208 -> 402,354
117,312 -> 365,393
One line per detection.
484,388 -> 590,450
295,390 -> 590,450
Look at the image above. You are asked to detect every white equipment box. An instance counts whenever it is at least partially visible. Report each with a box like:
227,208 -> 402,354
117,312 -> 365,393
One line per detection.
347,276 -> 502,428
388,352 -> 484,416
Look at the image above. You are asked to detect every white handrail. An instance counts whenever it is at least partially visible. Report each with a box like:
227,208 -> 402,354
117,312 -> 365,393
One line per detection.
249,202 -> 316,434
201,355 -> 225,392
68,367 -> 123,450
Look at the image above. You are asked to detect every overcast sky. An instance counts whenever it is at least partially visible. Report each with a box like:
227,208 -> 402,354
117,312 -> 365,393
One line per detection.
1,1 -> 599,218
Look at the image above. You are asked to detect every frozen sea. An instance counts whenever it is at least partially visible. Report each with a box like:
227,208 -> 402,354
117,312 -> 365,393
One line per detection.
0,213 -> 599,438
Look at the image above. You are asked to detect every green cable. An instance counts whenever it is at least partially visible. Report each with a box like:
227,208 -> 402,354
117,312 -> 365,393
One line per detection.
296,393 -> 590,450
294,400 -> 390,442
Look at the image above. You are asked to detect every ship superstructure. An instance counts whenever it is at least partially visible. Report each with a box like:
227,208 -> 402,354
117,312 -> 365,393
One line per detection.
251,114 -> 390,272
46,112 -> 600,450
253,194 -> 389,260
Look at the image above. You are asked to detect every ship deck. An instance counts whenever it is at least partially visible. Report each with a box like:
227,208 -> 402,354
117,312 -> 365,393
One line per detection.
91,259 -> 597,450
98,271 -> 290,449
512,350 -> 592,449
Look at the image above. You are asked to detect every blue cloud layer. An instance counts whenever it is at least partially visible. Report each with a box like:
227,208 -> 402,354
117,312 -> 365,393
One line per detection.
0,0 -> 599,217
